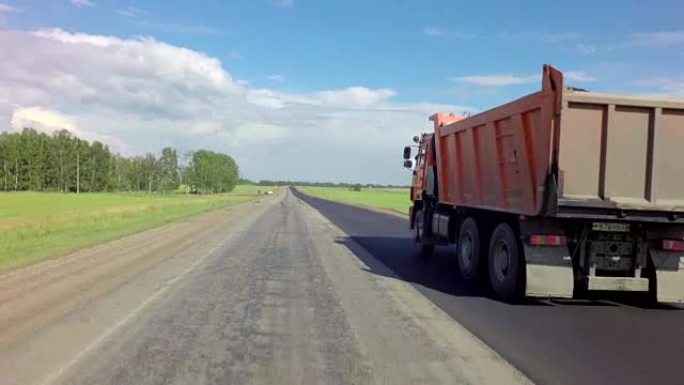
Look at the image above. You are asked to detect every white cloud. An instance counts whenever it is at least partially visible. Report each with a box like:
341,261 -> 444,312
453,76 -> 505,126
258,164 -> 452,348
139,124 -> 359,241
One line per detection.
451,74 -> 538,86
314,87 -> 396,108
245,89 -> 287,109
423,27 -> 475,39
573,43 -> 597,55
115,7 -> 221,35
500,31 -> 579,43
267,74 -> 285,82
635,76 -> 684,97
11,107 -> 77,133
274,0 -> 294,8
70,0 -> 96,8
227,51 -> 242,60
423,27 -> 443,37
132,20 -> 223,35
452,70 -> 595,86
0,3 -> 19,13
628,31 -> 684,47
10,107 -> 124,150
564,71 -> 596,83
0,29 -> 472,184
234,123 -> 289,141
117,6 -> 147,19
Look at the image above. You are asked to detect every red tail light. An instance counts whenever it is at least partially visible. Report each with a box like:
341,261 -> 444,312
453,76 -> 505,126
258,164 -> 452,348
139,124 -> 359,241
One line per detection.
661,240 -> 684,251
530,235 -> 567,246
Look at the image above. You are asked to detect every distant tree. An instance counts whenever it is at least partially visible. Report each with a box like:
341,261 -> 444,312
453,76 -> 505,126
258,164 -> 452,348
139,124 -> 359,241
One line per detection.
187,150 -> 238,194
0,128 -> 239,195
158,147 -> 180,193
142,153 -> 159,193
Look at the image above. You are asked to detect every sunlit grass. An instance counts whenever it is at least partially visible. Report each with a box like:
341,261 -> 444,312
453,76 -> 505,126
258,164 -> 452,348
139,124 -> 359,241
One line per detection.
0,185 -> 275,271
298,186 -> 410,215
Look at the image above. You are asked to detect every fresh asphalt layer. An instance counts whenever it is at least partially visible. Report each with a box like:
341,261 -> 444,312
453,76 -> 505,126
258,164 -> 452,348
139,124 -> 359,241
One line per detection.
293,187 -> 684,385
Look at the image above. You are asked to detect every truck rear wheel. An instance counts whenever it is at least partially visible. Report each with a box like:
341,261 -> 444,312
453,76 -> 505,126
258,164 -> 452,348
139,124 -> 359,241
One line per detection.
413,210 -> 434,257
457,217 -> 482,282
488,223 -> 524,301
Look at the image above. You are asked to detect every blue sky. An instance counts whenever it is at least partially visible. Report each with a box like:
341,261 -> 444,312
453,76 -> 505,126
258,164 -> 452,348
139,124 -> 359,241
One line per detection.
1,0 -> 683,183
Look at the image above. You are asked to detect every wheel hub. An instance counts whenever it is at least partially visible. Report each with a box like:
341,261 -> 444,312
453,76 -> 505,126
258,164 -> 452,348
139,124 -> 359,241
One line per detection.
460,233 -> 474,270
494,241 -> 511,281
415,215 -> 423,241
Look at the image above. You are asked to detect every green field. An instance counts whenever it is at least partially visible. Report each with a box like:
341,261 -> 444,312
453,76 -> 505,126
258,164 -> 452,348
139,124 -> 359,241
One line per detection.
0,185 -> 272,271
298,186 -> 410,215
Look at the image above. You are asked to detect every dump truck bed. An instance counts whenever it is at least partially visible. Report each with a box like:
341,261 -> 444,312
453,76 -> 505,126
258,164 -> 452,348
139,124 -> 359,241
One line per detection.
432,65 -> 684,219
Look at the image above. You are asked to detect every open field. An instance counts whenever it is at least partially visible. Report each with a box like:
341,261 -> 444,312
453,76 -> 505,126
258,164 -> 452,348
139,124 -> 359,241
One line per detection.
0,185 -> 273,271
298,186 -> 410,215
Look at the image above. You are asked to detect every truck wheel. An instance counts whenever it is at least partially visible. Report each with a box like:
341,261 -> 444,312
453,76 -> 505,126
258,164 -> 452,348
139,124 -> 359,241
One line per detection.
488,223 -> 524,301
457,218 -> 482,282
413,210 -> 434,257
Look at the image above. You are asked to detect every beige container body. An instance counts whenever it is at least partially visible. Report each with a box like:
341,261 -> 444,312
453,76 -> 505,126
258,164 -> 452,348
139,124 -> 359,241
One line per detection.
558,91 -> 684,212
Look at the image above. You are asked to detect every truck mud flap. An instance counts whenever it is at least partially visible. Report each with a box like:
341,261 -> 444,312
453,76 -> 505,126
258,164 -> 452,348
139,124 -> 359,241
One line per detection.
523,243 -> 574,298
651,250 -> 684,304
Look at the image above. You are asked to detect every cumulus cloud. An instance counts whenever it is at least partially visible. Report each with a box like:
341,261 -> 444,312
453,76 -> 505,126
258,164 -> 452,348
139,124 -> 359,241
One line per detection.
11,107 -> 77,133
314,87 -> 397,108
0,29 -> 471,184
10,106 -> 125,150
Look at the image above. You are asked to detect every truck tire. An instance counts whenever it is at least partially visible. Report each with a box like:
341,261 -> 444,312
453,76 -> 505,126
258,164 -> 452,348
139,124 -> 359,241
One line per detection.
488,223 -> 524,301
457,217 -> 482,282
413,210 -> 434,257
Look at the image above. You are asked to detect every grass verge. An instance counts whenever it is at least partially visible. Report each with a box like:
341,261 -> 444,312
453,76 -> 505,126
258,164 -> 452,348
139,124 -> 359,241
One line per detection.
297,186 -> 410,215
0,185 -> 274,271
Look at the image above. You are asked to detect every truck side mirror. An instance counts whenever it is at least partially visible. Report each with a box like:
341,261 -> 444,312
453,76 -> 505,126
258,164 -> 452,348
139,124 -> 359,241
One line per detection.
403,159 -> 413,168
403,146 -> 411,159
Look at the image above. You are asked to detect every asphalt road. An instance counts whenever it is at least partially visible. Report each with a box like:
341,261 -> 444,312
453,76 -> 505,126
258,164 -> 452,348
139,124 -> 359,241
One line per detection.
293,188 -> 684,385
2,189 -> 528,385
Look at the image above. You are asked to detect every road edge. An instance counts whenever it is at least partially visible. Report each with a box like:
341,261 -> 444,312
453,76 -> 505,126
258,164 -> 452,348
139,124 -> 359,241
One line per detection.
292,187 -> 534,385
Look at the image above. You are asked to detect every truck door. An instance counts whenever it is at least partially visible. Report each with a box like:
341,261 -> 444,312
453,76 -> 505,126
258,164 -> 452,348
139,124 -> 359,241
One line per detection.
412,139 -> 429,201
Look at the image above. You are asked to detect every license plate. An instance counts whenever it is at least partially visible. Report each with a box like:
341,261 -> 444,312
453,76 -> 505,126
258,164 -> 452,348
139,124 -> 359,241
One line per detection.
592,222 -> 630,232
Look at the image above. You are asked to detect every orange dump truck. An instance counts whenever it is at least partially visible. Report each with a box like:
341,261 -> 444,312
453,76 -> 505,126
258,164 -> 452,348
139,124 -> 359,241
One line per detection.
403,64 -> 684,302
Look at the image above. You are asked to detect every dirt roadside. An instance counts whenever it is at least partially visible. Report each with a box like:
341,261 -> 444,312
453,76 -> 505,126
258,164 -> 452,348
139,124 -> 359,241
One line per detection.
0,195 -> 274,350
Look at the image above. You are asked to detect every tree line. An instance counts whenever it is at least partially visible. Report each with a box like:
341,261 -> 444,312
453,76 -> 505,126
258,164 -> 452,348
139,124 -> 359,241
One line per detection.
0,128 -> 239,194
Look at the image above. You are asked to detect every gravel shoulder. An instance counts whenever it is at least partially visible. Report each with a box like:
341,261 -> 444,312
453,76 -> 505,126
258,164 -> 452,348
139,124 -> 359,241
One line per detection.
0,195 -> 275,385
1,188 -> 530,385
